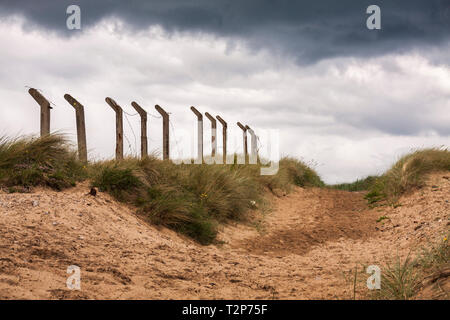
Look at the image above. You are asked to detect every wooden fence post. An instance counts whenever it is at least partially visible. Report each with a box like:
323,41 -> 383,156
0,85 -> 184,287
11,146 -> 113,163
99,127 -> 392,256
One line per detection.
155,105 -> 170,160
190,106 -> 203,164
245,125 -> 258,164
237,122 -> 248,164
28,88 -> 51,136
216,115 -> 227,164
131,101 -> 148,158
105,97 -> 124,160
64,94 -> 87,163
204,112 -> 217,158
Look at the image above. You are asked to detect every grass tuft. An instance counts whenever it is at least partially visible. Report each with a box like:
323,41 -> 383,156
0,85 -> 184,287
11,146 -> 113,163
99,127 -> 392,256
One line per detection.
374,253 -> 422,300
332,148 -> 450,205
331,176 -> 378,192
0,134 -> 87,190
91,161 -> 144,202
365,148 -> 450,205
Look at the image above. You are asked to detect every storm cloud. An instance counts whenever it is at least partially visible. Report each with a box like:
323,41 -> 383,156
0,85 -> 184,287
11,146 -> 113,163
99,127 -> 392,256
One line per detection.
1,0 -> 450,64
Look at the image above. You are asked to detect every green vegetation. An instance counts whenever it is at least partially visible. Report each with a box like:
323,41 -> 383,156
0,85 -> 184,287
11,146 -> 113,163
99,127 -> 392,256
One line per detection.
0,134 -> 323,244
418,235 -> 450,271
371,236 -> 449,300
332,149 -> 450,206
365,148 -> 450,205
0,134 -> 87,191
375,253 -> 422,300
331,176 -> 378,192
376,215 -> 389,223
89,156 -> 323,244
278,157 -> 325,188
259,157 -> 324,194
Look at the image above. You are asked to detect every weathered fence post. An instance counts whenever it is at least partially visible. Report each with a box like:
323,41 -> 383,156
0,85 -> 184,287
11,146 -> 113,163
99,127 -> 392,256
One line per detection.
190,106 -> 203,164
155,105 -> 170,160
64,94 -> 87,162
216,115 -> 227,164
237,122 -> 248,164
28,88 -> 51,136
204,112 -> 217,158
246,125 -> 258,164
131,101 -> 148,158
105,97 -> 124,160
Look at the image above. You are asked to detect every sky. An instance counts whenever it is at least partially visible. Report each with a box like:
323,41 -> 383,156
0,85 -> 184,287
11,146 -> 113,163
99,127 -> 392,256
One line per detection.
0,0 -> 449,184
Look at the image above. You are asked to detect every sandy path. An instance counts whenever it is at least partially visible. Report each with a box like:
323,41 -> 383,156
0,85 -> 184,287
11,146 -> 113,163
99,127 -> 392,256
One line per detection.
0,173 -> 448,299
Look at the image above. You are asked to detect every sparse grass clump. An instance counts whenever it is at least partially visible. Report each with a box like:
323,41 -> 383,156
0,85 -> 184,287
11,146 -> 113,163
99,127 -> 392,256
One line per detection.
365,148 -> 450,205
375,254 -> 422,300
261,157 -> 324,193
89,158 -> 263,244
0,134 -> 87,191
370,236 -> 449,300
279,157 -> 324,188
337,148 -> 450,205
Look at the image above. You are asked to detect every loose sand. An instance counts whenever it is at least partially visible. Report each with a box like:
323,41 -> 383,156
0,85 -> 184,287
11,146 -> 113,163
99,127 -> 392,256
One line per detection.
0,173 -> 448,299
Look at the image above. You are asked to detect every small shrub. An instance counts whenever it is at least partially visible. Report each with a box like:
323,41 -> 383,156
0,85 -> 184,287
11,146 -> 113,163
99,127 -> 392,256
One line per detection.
91,162 -> 144,202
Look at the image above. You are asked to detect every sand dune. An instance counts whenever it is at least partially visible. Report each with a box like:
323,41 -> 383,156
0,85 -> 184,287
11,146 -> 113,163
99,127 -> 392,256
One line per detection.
0,173 -> 448,299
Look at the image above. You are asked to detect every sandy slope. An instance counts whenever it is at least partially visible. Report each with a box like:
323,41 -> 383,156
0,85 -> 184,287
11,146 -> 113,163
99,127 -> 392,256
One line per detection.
0,173 -> 448,299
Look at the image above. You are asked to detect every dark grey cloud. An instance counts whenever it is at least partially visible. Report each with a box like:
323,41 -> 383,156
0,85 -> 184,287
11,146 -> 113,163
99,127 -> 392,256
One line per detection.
1,0 -> 449,64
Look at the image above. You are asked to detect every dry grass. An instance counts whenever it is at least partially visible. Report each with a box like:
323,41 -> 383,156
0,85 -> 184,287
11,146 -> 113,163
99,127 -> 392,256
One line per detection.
373,253 -> 422,300
362,148 -> 450,205
363,235 -> 449,300
330,176 -> 378,192
260,157 -> 324,193
329,148 -> 450,205
0,134 -> 87,191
